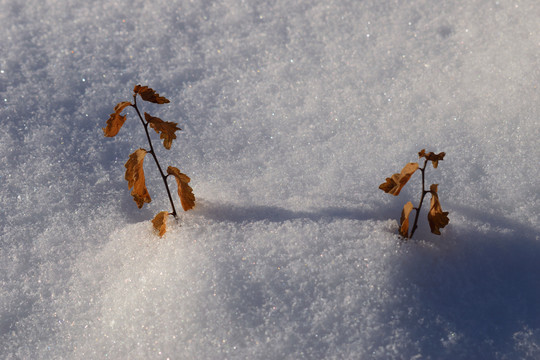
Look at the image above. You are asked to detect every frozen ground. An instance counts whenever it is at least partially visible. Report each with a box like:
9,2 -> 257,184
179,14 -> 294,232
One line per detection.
1,0 -> 539,359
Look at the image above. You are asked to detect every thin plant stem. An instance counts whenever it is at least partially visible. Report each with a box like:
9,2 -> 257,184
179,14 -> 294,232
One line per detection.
409,159 -> 428,239
132,95 -> 178,218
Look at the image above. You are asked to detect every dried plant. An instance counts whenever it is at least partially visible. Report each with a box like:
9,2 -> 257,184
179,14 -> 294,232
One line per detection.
379,149 -> 449,239
103,85 -> 195,237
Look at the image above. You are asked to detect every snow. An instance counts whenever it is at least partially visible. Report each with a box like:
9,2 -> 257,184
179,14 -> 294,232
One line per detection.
1,0 -> 539,358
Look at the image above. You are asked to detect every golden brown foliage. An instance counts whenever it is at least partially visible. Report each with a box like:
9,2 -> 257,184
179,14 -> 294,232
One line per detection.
379,162 -> 419,196
134,85 -> 170,104
103,101 -> 132,137
379,150 -> 449,239
144,113 -> 181,150
419,149 -> 445,168
124,149 -> 151,208
167,166 -> 196,211
427,184 -> 450,235
104,84 -> 195,238
152,211 -> 169,237
399,201 -> 414,238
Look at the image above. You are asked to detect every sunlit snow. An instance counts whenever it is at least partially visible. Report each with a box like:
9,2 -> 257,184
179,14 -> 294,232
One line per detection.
1,0 -> 539,359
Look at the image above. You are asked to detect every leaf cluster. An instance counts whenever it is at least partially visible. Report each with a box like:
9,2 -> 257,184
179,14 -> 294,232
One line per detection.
103,85 -> 195,237
379,149 -> 449,239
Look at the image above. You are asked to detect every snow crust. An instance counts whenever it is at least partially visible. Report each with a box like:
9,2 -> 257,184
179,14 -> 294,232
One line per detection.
1,0 -> 539,358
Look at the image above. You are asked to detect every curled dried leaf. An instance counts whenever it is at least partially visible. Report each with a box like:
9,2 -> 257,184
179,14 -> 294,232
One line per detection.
427,184 -> 449,235
167,166 -> 195,211
152,211 -> 169,237
399,201 -> 414,238
103,101 -> 132,137
144,113 -> 181,150
379,162 -> 419,196
419,149 -> 446,168
134,85 -> 170,104
125,149 -> 151,208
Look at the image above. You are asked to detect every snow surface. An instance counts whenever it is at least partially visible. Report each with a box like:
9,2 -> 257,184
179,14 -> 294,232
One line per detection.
1,0 -> 539,358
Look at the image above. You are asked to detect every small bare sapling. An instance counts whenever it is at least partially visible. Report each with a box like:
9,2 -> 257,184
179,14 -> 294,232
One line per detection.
379,149 -> 449,239
103,85 -> 195,237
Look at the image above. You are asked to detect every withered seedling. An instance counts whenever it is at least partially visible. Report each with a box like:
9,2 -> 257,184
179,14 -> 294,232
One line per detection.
379,149 -> 449,239
103,85 -> 195,237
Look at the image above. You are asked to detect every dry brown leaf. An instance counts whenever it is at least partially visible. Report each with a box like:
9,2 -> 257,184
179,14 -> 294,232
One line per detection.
167,166 -> 195,211
103,101 -> 132,137
399,201 -> 414,238
144,112 -> 181,150
124,148 -> 152,208
133,85 -> 170,104
152,211 -> 169,237
419,149 -> 446,168
379,162 -> 419,196
427,184 -> 449,235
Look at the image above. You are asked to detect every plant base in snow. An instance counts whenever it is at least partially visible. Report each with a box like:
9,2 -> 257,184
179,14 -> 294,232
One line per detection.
379,149 -> 449,239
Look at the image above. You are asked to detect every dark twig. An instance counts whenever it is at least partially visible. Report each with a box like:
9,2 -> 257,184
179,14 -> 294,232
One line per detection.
132,95 -> 178,218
